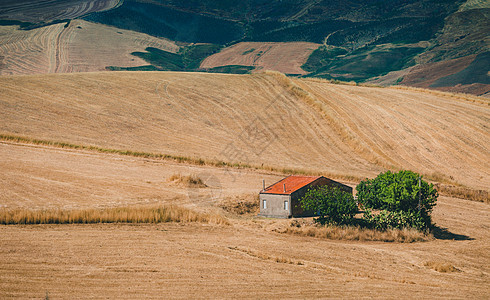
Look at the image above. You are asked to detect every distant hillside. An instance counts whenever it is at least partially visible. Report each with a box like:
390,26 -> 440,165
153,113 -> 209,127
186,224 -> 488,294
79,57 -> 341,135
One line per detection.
0,0 -> 120,24
83,0 -> 460,45
0,20 -> 178,75
0,0 -> 488,95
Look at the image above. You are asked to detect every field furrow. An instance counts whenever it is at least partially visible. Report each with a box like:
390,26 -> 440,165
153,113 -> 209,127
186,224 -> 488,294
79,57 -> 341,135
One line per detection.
0,71 -> 488,191
0,20 -> 179,75
200,42 -> 321,75
0,0 -> 120,23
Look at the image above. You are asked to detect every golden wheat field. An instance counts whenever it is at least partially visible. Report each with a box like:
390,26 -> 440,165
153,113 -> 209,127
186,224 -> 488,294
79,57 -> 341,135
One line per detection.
0,140 -> 489,298
0,71 -> 489,298
0,20 -> 178,75
200,42 -> 321,75
0,71 -> 488,189
0,0 -> 119,23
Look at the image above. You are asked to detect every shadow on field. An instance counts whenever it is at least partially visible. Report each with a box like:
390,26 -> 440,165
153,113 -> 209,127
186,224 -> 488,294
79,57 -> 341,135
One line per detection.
432,226 -> 473,241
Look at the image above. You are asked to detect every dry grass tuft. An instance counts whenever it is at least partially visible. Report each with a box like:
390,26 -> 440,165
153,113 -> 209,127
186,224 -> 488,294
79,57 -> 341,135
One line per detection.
219,194 -> 259,216
391,85 -> 489,106
424,261 -> 460,273
301,77 -> 361,86
0,205 -> 229,225
0,134 -> 363,184
168,173 -> 207,188
278,223 -> 432,243
426,171 -> 457,184
228,246 -> 304,265
434,183 -> 489,203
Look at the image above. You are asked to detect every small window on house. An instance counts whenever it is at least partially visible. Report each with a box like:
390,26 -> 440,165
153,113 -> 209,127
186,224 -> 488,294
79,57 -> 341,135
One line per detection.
284,201 -> 288,210
263,199 -> 267,209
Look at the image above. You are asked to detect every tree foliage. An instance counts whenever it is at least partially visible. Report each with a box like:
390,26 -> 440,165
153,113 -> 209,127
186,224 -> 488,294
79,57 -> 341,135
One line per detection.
357,170 -> 438,213
300,186 -> 357,225
356,170 -> 438,230
362,209 -> 428,231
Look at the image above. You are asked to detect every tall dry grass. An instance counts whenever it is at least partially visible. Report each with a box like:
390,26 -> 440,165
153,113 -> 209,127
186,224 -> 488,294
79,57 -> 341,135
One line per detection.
424,261 -> 460,273
279,224 -> 432,243
0,133 -> 363,183
168,173 -> 207,187
0,205 -> 229,225
435,183 -> 489,203
301,77 -> 361,87
391,85 -> 489,106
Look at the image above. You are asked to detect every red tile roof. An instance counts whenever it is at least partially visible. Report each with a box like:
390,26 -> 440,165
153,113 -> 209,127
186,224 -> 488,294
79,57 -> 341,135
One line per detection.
261,175 -> 322,195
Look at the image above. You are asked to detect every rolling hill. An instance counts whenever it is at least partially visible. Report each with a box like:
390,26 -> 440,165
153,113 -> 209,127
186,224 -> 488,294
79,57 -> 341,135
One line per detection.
0,0 -> 487,95
0,71 -> 488,191
0,71 -> 489,298
0,19 -> 178,75
0,0 -> 120,24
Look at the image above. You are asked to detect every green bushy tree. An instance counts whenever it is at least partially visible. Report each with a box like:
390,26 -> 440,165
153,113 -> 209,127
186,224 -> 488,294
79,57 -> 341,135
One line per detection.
356,170 -> 438,229
362,209 -> 428,231
300,186 -> 357,225
357,170 -> 438,213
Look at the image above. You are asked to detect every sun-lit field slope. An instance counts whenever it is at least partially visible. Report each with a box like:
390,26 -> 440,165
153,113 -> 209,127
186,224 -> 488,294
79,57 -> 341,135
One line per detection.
0,0 -> 120,23
200,42 -> 321,75
0,71 -> 489,191
0,141 -> 283,211
0,20 -> 179,75
0,138 -> 489,298
297,78 -> 490,190
0,71 -> 488,298
0,196 -> 488,298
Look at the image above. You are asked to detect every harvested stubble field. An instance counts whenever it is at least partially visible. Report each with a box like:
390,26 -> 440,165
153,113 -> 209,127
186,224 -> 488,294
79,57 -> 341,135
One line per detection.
0,194 -> 488,298
200,42 -> 321,75
0,71 -> 488,190
0,71 -> 489,298
0,20 -> 179,75
0,0 -> 119,23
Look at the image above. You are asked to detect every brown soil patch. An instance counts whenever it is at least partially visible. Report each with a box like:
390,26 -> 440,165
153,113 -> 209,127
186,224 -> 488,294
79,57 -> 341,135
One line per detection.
219,194 -> 259,216
200,42 -> 321,74
399,55 -> 490,96
401,55 -> 474,87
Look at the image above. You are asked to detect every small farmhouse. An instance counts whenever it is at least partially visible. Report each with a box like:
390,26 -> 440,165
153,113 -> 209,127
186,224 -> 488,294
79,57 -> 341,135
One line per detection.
259,175 -> 353,218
